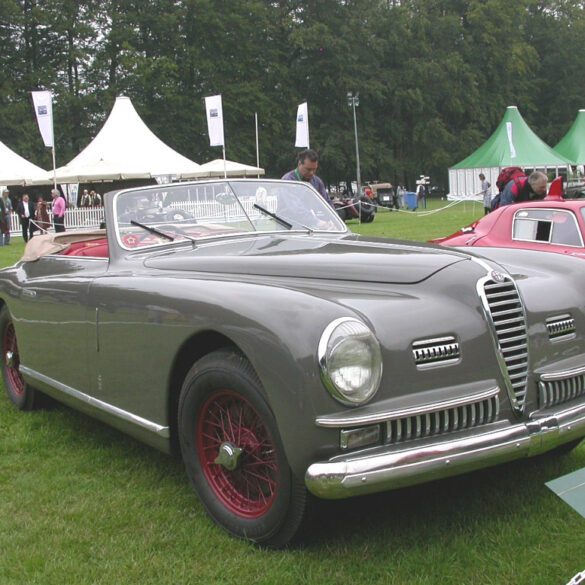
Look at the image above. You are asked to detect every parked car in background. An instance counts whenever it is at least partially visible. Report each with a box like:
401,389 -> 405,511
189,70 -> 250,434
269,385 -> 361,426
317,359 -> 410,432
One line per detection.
2,178 -> 585,547
370,182 -> 398,209
332,194 -> 376,222
433,198 -> 585,260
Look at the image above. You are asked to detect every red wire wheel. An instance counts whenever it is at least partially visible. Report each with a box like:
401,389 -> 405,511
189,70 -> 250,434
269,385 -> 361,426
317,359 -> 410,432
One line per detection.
2,320 -> 25,398
196,390 -> 278,518
179,350 -> 307,546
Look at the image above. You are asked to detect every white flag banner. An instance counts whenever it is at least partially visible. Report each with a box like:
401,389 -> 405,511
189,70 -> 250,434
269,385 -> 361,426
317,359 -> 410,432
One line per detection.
32,91 -> 54,148
295,102 -> 310,148
506,121 -> 517,159
61,183 -> 78,207
205,95 -> 225,147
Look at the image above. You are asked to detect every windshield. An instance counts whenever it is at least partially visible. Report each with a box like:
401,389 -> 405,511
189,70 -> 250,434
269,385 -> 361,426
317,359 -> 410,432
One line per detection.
114,179 -> 346,250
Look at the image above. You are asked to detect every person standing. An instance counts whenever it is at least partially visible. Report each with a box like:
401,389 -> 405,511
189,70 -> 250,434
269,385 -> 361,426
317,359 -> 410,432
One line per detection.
0,194 -> 6,247
281,149 -> 333,206
416,183 -> 426,209
51,189 -> 66,232
479,173 -> 492,215
35,196 -> 50,233
1,190 -> 13,245
91,190 -> 102,206
396,185 -> 405,209
80,189 -> 91,207
17,194 -> 35,242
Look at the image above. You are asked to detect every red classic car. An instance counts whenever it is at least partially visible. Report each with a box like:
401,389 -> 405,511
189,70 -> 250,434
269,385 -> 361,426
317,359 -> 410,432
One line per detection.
434,193 -> 585,260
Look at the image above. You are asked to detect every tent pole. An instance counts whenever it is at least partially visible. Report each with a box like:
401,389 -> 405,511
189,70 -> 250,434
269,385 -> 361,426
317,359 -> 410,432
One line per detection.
255,112 -> 260,179
52,146 -> 57,190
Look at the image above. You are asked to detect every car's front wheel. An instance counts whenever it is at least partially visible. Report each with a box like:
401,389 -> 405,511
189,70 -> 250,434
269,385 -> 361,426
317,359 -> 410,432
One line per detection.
0,306 -> 45,410
178,350 -> 308,547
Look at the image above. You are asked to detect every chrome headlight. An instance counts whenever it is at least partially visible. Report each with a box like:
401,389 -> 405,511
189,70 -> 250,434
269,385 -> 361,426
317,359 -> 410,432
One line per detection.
318,317 -> 383,406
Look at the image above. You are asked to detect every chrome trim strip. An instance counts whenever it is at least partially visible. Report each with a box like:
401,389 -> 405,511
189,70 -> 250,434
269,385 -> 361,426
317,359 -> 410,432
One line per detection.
306,401 -> 585,499
20,366 -> 170,438
539,365 -> 585,382
315,386 -> 499,428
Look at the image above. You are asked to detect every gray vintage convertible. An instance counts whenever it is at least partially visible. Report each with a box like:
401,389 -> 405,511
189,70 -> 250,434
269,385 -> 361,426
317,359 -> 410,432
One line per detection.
2,178 -> 585,546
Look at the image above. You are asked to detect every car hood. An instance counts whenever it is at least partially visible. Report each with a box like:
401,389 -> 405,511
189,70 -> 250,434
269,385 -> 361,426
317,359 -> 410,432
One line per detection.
142,234 -> 470,284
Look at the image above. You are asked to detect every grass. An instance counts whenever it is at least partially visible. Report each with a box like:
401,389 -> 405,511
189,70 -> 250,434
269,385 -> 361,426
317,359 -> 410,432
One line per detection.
0,203 -> 584,585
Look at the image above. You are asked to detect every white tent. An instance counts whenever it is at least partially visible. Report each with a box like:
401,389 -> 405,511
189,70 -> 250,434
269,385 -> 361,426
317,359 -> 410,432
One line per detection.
43,96 -> 201,183
0,139 -> 49,185
193,159 -> 265,178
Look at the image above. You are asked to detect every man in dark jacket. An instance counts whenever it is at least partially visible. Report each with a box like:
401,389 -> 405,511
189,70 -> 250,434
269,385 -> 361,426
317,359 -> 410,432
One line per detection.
17,193 -> 36,242
282,149 -> 333,206
499,171 -> 548,206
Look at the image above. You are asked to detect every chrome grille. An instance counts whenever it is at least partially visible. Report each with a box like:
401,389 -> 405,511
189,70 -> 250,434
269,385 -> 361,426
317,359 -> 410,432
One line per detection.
539,373 -> 585,409
412,336 -> 460,369
481,277 -> 529,411
546,314 -> 576,341
386,395 -> 499,444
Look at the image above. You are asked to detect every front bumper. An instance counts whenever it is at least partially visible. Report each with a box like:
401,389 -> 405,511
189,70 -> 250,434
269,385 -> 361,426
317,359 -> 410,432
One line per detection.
305,401 -> 585,499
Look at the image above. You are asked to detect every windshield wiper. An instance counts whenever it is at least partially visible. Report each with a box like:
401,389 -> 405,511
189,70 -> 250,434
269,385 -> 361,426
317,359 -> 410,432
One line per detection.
130,220 -> 175,241
130,220 -> 200,248
253,204 -> 293,230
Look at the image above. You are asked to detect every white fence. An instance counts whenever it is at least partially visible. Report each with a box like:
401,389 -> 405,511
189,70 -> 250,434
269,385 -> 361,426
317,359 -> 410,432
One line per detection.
5,195 -> 277,238
6,207 -> 104,237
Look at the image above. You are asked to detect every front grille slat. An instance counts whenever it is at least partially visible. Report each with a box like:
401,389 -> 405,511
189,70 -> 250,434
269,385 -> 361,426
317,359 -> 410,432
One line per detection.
481,276 -> 529,411
385,396 -> 500,444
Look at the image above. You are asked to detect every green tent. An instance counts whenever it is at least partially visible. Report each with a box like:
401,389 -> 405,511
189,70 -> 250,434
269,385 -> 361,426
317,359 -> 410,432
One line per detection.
554,109 -> 585,164
448,106 -> 574,199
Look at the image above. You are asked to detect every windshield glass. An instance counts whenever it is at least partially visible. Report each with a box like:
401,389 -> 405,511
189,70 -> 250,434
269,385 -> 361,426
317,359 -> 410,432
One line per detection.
114,179 -> 346,250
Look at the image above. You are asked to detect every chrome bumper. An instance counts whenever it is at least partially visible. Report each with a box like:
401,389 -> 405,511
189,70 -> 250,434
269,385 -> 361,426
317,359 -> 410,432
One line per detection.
305,401 -> 585,499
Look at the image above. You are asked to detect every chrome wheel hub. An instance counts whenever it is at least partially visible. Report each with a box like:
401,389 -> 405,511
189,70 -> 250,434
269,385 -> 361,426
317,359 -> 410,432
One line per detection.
5,350 -> 14,368
214,442 -> 243,471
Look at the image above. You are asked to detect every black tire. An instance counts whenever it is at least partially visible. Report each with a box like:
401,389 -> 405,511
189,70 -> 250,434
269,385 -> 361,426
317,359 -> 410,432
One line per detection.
358,198 -> 375,222
335,206 -> 348,222
178,350 -> 308,547
0,306 -> 45,410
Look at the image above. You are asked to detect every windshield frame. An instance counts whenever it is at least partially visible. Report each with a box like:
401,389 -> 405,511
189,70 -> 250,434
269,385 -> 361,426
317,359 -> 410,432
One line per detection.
112,179 -> 348,251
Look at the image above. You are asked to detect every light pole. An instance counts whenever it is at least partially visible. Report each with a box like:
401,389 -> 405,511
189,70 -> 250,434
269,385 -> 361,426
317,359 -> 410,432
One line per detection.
347,91 -> 361,195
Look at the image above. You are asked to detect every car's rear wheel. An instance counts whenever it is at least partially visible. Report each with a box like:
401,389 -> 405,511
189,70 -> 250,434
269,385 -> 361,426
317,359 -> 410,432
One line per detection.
0,306 -> 44,410
178,350 -> 307,547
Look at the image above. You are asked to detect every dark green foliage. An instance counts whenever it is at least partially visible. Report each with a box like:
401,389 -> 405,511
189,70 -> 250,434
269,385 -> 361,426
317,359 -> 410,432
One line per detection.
0,0 -> 583,190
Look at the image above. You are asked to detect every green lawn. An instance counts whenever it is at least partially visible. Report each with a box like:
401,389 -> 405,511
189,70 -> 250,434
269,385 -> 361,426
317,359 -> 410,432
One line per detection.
0,205 -> 584,585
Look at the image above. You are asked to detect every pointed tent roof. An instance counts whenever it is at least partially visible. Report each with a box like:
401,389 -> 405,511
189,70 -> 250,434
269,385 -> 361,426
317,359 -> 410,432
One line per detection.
554,109 -> 585,164
48,96 -> 201,183
192,159 -> 265,178
0,139 -> 49,185
451,106 -> 575,169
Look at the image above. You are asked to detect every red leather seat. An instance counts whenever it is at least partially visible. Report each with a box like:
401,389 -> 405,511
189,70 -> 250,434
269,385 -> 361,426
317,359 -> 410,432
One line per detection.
64,239 -> 109,257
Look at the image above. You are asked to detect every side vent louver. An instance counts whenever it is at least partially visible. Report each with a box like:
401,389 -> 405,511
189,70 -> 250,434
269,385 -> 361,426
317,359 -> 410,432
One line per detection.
546,314 -> 576,341
412,336 -> 460,369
